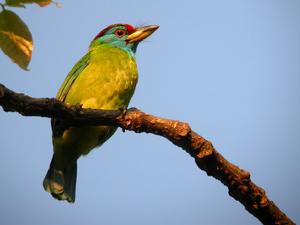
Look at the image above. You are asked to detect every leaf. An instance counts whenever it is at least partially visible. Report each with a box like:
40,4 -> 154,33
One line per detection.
0,10 -> 33,70
5,0 -> 52,7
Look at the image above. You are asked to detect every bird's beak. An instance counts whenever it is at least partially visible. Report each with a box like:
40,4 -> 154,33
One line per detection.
126,25 -> 159,43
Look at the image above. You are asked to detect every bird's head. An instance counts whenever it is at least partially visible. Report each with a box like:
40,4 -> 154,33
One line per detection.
90,24 -> 159,54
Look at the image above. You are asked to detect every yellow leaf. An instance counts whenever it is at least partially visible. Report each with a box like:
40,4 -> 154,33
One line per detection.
0,31 -> 32,57
0,10 -> 33,70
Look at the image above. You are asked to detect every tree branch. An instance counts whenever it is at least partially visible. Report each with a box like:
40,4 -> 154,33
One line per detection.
0,83 -> 295,225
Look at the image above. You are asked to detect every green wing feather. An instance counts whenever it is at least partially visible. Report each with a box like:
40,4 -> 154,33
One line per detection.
56,52 -> 90,102
52,52 -> 90,136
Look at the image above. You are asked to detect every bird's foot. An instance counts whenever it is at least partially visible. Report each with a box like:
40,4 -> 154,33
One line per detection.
119,105 -> 128,132
119,105 -> 127,115
72,103 -> 83,112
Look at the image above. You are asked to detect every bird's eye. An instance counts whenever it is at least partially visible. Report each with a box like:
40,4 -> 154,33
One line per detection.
115,29 -> 126,38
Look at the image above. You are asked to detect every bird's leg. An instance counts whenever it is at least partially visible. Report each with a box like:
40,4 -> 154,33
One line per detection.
119,105 -> 128,132
119,105 -> 128,115
71,103 -> 83,112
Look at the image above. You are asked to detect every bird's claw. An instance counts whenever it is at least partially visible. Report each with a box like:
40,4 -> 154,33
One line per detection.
73,103 -> 83,111
119,105 -> 127,115
119,105 -> 128,132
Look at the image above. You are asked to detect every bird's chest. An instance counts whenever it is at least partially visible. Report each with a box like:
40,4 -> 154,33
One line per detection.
68,48 -> 138,109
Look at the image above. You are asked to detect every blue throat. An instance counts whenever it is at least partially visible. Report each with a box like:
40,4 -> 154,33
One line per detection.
90,38 -> 138,58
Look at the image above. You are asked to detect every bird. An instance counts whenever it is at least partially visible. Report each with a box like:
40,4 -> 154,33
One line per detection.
43,24 -> 159,203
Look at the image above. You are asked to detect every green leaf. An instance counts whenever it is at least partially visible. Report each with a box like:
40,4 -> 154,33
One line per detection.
5,0 -> 52,7
0,10 -> 33,70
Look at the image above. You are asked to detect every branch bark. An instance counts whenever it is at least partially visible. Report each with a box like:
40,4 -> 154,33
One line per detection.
0,83 -> 295,225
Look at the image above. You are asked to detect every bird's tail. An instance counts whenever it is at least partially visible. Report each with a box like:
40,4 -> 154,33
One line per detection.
43,155 -> 77,203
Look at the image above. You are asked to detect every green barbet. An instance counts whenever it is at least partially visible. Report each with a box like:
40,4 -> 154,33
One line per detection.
43,24 -> 159,202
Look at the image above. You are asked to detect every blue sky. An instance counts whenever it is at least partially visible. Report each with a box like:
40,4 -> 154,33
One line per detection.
0,1 -> 299,224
